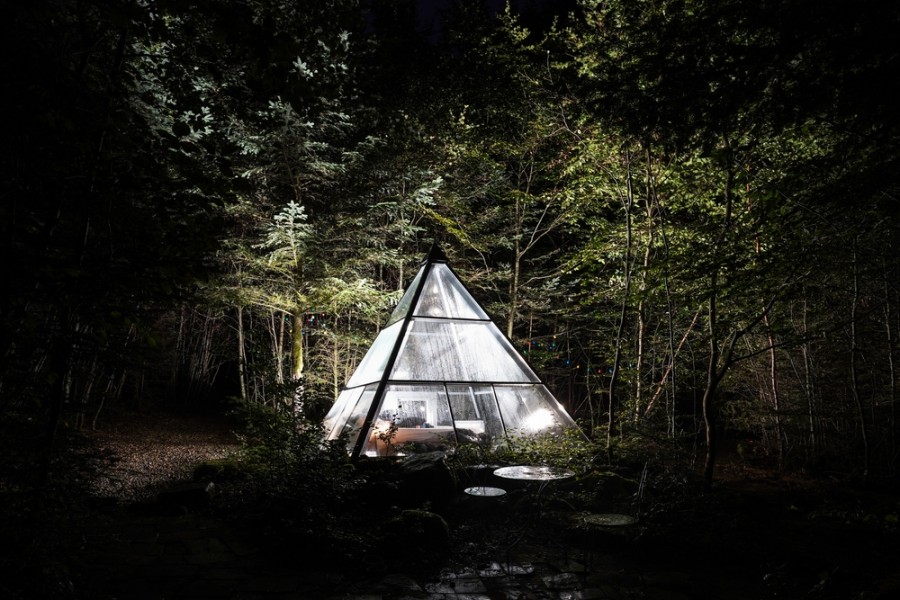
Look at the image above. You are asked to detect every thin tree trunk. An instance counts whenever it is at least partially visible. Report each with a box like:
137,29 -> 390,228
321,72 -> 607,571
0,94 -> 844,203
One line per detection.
38,307 -> 73,501
642,306 -> 702,419
607,151 -> 635,459
883,258 -> 897,475
764,314 -> 784,467
850,239 -> 869,484
633,146 -> 656,424
635,280 -> 647,424
800,297 -> 818,459
236,306 -> 248,403
649,159 -> 678,439
330,314 -> 342,401
702,276 -> 720,490
508,232 -> 521,339
701,139 -> 735,491
268,310 -> 282,387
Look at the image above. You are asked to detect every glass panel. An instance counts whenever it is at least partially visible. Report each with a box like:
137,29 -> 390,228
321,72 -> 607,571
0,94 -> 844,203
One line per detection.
447,384 -> 504,446
362,384 -> 455,456
391,319 -> 538,382
495,385 -> 576,436
413,263 -> 489,320
386,264 -> 426,326
345,321 -> 403,388
332,385 -> 378,452
323,387 -> 362,439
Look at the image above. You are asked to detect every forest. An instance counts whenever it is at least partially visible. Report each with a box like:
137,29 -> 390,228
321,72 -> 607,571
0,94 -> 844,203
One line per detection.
3,0 -> 900,598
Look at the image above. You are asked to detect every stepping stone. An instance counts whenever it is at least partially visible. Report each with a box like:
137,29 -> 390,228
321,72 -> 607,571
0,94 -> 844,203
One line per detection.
582,513 -> 637,527
464,486 -> 507,497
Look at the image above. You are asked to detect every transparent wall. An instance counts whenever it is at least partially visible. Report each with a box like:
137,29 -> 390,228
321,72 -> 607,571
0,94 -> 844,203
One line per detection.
345,321 -> 403,388
447,384 -> 504,446
323,387 -> 361,439
363,384 -> 455,456
324,385 -> 377,452
386,266 -> 425,326
413,263 -> 489,320
391,319 -> 538,382
495,385 -> 576,436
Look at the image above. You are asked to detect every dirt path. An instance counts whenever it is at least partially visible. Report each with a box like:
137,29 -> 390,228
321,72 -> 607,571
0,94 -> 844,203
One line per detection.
87,410 -> 241,501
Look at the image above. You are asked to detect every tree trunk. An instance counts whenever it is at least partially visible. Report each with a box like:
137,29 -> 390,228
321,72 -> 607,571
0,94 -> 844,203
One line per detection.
508,232 -> 521,339
702,276 -> 720,491
763,312 -> 784,467
701,138 -> 735,492
884,258 -> 897,475
850,240 -> 869,484
800,297 -> 818,460
291,308 -> 305,414
38,308 -> 73,500
642,306 -> 701,420
607,151 -> 635,458
634,146 -> 656,424
236,306 -> 248,404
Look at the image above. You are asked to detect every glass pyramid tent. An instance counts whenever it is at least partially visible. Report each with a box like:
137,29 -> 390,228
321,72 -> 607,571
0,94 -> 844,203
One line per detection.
323,245 -> 579,458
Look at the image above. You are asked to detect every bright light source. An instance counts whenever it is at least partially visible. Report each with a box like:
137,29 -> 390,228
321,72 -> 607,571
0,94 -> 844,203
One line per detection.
524,408 -> 554,431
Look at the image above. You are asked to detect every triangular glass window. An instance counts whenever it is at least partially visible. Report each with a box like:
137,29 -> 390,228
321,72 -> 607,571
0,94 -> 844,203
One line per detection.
413,263 -> 489,320
386,266 -> 425,326
345,321 -> 403,388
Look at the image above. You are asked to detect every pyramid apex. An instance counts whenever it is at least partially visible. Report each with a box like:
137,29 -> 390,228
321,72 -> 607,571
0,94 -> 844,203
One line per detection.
425,243 -> 449,264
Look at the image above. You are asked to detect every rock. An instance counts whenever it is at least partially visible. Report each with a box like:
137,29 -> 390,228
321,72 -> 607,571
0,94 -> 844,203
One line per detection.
387,509 -> 451,559
156,482 -> 216,513
398,452 -> 457,510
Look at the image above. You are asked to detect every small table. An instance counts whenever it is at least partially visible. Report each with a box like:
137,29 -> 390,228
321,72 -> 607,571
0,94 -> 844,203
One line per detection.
464,486 -> 507,497
492,465 -> 575,513
492,465 -> 575,482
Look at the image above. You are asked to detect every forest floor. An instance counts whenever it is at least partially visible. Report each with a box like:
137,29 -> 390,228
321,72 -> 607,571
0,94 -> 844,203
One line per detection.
10,409 -> 900,599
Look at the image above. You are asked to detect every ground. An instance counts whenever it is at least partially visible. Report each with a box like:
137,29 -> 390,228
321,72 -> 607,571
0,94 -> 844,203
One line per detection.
8,410 -> 900,599
86,410 -> 240,503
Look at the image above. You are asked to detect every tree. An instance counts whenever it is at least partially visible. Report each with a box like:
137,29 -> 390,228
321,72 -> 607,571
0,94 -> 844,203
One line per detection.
562,0 -> 900,484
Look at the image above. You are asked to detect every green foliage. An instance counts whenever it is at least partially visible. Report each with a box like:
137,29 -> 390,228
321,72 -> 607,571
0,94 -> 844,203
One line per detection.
6,0 -> 900,496
230,402 -> 356,501
451,428 -> 599,475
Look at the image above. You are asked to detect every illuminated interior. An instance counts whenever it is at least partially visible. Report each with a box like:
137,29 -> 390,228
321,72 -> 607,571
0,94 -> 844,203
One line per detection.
322,246 -> 579,458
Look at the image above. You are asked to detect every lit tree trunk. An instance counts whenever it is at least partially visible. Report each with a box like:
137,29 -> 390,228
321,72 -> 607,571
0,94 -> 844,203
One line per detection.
702,284 -> 721,490
508,228 -> 521,339
236,306 -> 248,403
649,165 -> 679,439
633,147 -> 656,424
265,309 -> 288,394
332,329 -> 341,401
765,315 -> 784,468
634,254 -> 648,425
607,151 -> 635,459
291,308 -> 305,414
664,291 -> 677,440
